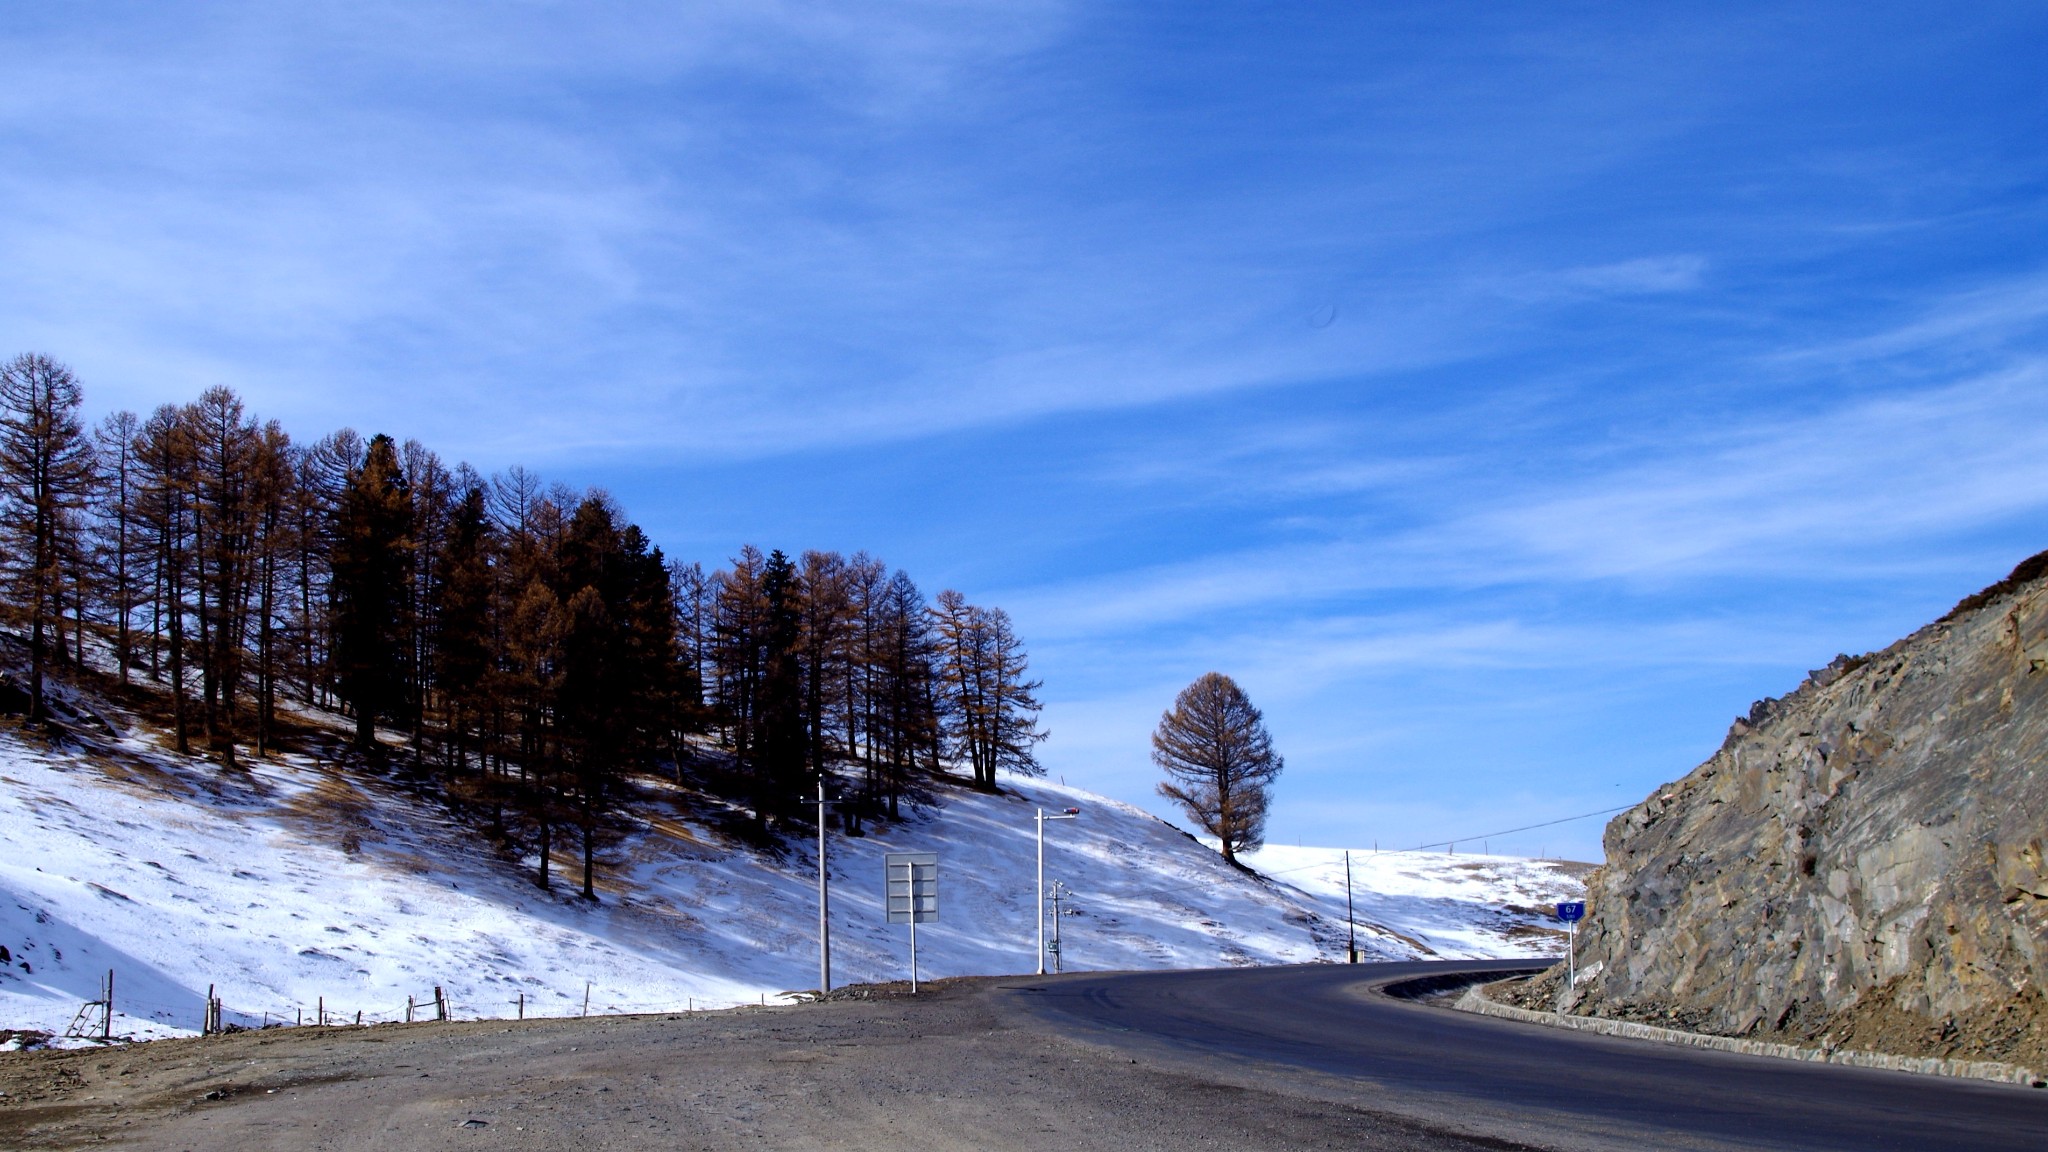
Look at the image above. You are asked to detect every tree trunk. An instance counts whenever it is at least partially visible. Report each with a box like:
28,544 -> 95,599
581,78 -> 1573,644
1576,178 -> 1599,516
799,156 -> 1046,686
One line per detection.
581,798 -> 597,902
168,581 -> 189,755
28,607 -> 46,725
536,812 -> 551,890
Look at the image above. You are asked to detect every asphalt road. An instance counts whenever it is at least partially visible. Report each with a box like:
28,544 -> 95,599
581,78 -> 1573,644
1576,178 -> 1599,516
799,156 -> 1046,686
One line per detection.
1013,960 -> 2048,1152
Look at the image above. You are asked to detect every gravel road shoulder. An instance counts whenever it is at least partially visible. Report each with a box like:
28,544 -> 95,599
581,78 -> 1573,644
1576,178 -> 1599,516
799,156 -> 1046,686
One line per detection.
0,975 -> 1532,1151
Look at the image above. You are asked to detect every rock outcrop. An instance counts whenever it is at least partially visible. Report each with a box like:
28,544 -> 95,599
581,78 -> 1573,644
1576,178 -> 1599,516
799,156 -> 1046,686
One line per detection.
1510,551 -> 2048,1067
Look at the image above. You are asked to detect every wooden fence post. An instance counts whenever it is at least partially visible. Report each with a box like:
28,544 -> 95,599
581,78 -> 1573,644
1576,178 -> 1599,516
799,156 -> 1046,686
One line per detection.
434,986 -> 447,1021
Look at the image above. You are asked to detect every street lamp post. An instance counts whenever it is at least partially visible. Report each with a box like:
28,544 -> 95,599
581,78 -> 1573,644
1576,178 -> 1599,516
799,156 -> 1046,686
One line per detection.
1036,806 -> 1079,975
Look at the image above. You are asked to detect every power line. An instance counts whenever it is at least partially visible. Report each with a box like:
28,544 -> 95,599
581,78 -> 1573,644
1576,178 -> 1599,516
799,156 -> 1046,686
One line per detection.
1410,804 -> 1631,852
1257,803 -> 1634,875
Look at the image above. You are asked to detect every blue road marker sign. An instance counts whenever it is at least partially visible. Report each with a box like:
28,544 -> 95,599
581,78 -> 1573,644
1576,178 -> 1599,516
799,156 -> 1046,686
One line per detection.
1555,901 -> 1585,923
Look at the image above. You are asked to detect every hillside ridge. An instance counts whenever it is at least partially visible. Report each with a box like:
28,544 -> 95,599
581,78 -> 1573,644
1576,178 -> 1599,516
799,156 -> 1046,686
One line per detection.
1508,552 -> 2048,1068
2,658 -> 1581,1047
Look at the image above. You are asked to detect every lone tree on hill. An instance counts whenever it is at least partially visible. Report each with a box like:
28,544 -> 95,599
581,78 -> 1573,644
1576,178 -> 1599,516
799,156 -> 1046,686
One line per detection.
1151,672 -> 1282,867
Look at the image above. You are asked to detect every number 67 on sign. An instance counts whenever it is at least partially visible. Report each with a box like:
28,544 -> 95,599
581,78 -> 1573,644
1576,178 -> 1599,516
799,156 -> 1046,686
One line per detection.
1554,901 -> 1585,986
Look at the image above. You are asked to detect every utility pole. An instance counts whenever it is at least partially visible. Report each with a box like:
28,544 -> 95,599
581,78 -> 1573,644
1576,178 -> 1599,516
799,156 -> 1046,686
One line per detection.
1036,807 -> 1079,975
1345,850 -> 1357,964
1049,880 -> 1070,973
818,774 -> 832,995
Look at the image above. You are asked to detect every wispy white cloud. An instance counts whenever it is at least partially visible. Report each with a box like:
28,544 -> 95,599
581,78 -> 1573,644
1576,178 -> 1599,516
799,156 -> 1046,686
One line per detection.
1472,366 -> 2048,578
0,4 -> 1798,466
1007,335 -> 2048,645
1488,255 -> 1710,302
0,2 -> 1090,452
1771,271 -> 2048,369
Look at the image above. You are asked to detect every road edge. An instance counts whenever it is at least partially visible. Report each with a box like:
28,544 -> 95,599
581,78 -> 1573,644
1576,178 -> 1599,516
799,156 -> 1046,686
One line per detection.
1453,980 -> 2047,1088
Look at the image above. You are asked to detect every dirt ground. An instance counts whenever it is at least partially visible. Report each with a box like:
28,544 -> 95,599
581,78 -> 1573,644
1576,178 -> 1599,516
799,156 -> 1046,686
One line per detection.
0,976 -> 1525,1152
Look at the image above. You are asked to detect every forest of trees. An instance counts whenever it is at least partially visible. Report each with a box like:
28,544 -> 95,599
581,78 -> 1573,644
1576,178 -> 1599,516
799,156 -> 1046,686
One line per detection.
0,352 -> 1048,898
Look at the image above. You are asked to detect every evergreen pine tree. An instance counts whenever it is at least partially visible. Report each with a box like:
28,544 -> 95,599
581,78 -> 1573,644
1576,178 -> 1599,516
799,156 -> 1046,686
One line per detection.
558,496 -> 626,898
755,549 -> 807,824
329,434 -> 414,754
433,485 -> 494,774
798,551 -> 851,787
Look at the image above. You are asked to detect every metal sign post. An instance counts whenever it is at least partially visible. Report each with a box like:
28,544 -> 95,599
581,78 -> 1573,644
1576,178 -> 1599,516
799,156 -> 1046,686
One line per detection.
1555,900 -> 1585,987
885,852 -> 939,993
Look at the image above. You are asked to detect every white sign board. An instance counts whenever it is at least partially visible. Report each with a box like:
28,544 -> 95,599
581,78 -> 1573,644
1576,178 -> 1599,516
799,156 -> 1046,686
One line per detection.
885,852 -> 939,924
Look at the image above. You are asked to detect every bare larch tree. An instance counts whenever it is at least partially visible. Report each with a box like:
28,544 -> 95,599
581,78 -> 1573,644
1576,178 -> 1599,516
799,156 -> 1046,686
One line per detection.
0,353 -> 97,723
1152,671 -> 1283,866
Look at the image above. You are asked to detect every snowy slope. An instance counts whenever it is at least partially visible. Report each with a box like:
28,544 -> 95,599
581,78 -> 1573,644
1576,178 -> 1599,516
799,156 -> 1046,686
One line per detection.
1238,845 -> 1586,959
1,710 -> 1583,1047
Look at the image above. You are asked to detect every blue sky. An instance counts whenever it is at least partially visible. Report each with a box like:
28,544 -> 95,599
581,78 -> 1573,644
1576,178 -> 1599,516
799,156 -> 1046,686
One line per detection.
4,3 -> 2046,860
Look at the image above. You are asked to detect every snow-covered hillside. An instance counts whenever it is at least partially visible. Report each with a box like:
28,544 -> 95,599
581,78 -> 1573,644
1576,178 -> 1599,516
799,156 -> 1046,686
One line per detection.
1239,844 -> 1588,959
1,708 -> 1584,1048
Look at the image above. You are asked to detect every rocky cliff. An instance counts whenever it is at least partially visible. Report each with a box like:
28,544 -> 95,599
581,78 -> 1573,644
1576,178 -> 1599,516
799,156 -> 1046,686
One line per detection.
1508,552 -> 2048,1068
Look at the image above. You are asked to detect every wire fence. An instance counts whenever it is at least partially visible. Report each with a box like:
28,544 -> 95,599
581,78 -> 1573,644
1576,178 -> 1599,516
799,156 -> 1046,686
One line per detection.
47,977 -> 793,1041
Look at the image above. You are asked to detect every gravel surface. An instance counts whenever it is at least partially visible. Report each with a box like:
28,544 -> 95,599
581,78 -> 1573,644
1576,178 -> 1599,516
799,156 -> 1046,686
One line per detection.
0,975 -> 1525,1151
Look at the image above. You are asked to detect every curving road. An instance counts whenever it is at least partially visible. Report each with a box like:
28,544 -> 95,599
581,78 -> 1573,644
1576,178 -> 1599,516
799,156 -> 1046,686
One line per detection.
1010,961 -> 2048,1152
